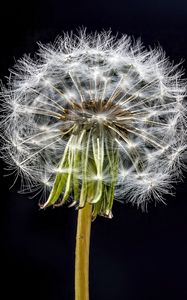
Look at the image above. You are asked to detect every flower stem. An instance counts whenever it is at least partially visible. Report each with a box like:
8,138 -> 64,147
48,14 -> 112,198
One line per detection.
75,202 -> 92,300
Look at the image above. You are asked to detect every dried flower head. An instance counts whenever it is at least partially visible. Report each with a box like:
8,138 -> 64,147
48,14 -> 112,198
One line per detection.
0,30 -> 187,218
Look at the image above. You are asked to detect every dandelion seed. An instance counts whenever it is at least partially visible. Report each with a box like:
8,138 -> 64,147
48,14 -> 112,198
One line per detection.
0,29 -> 186,218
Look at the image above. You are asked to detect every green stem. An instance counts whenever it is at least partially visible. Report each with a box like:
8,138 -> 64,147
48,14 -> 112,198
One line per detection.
75,202 -> 92,300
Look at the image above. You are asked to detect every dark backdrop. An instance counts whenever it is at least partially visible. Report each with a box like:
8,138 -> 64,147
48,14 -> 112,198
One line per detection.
0,1 -> 187,299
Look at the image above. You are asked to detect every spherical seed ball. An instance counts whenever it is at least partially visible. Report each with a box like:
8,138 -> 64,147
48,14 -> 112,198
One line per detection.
0,30 -> 187,216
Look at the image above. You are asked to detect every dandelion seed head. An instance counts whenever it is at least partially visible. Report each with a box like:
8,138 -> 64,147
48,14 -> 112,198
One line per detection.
0,29 -> 187,217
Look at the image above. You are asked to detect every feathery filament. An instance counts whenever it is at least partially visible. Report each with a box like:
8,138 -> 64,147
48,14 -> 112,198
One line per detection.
0,30 -> 186,217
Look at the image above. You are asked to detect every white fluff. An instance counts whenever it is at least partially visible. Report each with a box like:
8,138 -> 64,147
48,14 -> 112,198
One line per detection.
0,29 -> 186,211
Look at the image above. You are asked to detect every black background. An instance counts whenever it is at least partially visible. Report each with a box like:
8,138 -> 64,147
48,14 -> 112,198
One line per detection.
0,1 -> 187,299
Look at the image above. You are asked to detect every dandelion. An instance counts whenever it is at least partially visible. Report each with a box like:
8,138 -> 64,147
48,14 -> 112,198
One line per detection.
0,30 -> 187,300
